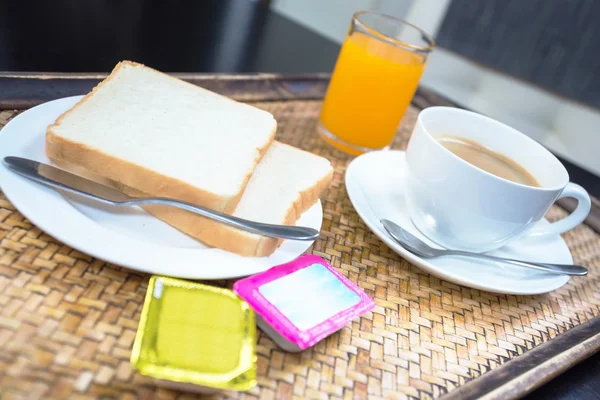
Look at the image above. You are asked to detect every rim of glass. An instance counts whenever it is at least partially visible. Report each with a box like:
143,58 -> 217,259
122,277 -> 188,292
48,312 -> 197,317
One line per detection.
352,10 -> 436,52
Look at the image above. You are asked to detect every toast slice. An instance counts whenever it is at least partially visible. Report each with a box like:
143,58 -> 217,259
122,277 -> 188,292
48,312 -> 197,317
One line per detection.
130,141 -> 333,256
46,61 -> 277,214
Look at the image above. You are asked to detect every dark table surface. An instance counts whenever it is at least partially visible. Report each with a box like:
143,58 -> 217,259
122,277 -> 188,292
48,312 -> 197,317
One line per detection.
1,0 -> 599,399
0,0 -> 340,74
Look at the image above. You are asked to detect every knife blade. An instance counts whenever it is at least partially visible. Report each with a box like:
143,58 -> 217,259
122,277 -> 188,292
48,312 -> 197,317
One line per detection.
3,156 -> 132,203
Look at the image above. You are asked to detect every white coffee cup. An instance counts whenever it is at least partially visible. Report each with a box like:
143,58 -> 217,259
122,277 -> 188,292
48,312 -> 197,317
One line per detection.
405,107 -> 591,252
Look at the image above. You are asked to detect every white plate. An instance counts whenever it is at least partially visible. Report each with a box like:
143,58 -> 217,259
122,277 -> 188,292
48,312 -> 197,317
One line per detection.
0,96 -> 321,280
346,150 -> 572,295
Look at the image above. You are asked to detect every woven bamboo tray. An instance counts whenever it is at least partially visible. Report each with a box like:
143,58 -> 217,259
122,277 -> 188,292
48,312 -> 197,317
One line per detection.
0,74 -> 599,400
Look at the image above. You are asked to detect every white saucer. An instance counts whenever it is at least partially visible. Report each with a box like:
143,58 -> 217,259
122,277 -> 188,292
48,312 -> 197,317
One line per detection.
345,150 -> 572,295
0,96 -> 321,280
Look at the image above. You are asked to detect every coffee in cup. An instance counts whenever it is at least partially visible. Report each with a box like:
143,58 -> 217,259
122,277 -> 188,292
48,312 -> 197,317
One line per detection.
435,135 -> 540,187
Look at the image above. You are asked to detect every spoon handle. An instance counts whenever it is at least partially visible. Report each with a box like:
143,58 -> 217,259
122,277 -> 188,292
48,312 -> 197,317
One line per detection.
448,250 -> 588,276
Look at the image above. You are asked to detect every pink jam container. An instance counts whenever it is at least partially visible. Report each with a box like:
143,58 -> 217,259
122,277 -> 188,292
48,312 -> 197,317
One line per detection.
233,254 -> 375,352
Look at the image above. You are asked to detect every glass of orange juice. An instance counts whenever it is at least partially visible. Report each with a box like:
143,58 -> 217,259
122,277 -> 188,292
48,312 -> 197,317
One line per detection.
318,11 -> 436,155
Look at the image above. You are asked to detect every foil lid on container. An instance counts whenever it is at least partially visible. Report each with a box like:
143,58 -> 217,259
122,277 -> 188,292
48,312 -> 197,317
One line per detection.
234,254 -> 375,352
131,276 -> 257,392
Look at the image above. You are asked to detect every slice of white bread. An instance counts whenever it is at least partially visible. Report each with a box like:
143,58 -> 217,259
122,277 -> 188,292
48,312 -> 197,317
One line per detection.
46,61 -> 277,214
50,141 -> 332,256
135,141 -> 333,256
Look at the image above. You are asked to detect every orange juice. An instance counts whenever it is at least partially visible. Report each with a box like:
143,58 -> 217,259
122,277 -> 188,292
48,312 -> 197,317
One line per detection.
319,31 -> 426,154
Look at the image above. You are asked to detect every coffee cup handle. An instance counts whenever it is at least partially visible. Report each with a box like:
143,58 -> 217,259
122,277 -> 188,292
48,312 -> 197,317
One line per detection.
528,182 -> 591,237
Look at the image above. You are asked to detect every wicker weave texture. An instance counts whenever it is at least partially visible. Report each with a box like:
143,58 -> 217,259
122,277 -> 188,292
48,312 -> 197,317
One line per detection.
0,103 -> 599,400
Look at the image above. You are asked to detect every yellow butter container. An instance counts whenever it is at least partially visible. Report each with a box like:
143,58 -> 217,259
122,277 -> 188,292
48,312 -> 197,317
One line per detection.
130,276 -> 257,393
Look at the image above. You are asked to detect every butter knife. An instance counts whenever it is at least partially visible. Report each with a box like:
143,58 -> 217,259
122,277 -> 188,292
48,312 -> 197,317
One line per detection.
2,156 -> 320,241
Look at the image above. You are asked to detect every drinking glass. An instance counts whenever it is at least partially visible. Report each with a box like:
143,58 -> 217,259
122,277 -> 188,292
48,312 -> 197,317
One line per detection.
318,11 -> 436,155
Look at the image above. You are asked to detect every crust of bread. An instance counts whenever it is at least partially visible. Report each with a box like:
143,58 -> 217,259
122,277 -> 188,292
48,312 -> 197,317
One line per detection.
45,60 -> 276,214
138,163 -> 333,256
